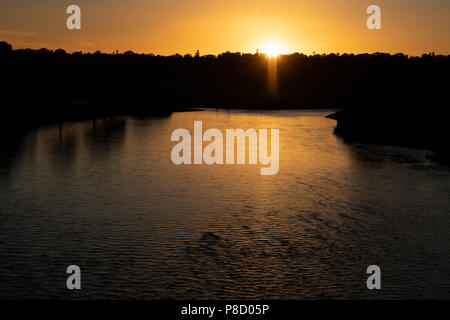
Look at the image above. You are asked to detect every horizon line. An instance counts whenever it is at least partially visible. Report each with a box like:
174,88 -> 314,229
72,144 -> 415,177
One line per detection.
1,41 -> 447,58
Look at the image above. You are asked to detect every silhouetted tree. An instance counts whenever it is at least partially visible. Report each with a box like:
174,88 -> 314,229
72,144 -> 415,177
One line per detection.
0,41 -> 12,53
54,49 -> 67,55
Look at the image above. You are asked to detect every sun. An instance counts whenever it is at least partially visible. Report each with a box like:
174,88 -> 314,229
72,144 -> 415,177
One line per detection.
260,42 -> 284,57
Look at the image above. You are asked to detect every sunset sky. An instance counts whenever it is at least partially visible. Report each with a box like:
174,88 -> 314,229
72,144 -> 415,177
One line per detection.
0,0 -> 448,55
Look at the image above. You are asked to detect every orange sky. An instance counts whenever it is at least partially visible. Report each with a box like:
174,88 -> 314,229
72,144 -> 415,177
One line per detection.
0,0 -> 449,55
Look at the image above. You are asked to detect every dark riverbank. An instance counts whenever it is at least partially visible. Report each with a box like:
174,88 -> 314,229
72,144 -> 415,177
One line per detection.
0,98 -> 201,133
327,110 -> 450,165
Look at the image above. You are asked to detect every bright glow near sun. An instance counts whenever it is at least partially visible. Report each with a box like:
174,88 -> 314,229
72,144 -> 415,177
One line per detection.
260,42 -> 284,57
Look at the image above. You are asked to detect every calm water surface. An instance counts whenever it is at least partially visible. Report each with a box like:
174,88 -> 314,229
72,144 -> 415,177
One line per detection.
1,109 -> 450,299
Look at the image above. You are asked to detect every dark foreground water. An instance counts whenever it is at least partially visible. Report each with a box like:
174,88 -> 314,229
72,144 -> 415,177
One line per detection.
1,109 -> 450,299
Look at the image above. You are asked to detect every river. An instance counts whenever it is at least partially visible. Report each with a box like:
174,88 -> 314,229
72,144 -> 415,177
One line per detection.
1,109 -> 450,299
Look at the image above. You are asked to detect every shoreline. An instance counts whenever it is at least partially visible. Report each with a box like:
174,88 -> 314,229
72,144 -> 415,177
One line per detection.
327,110 -> 450,166
1,101 -> 334,133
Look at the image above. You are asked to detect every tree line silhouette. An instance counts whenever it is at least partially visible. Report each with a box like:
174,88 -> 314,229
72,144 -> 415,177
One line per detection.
0,41 -> 448,163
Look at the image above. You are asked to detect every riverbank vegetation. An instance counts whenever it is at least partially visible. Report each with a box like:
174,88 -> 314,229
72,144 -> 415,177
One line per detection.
1,41 -> 448,163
